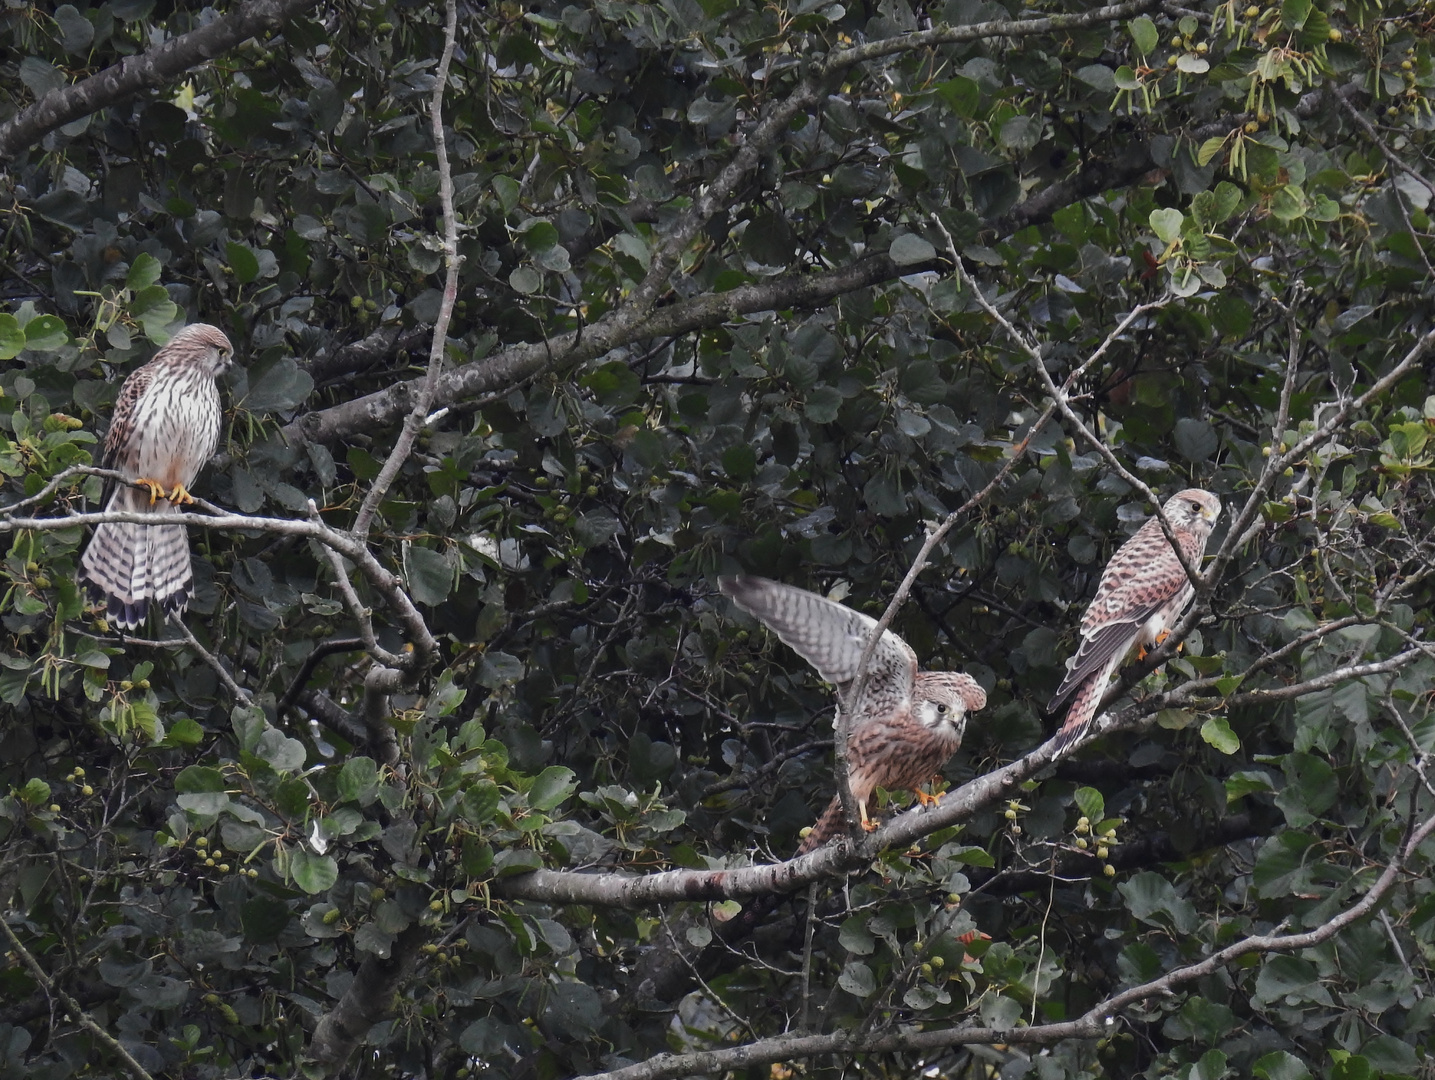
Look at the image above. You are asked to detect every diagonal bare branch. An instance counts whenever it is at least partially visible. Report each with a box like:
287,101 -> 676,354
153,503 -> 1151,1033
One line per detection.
0,0 -> 322,159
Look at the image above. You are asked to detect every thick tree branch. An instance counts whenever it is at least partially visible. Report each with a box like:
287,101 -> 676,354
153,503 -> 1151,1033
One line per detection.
497,735 -> 1065,907
309,925 -> 427,1070
282,2 -> 1164,449
0,0 -> 322,159
582,806 -> 1435,1080
500,638 -> 1422,911
1,497 -> 437,666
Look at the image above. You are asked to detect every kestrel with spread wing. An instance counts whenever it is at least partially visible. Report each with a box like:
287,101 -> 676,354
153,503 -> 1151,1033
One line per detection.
1048,488 -> 1221,749
79,324 -> 234,630
719,576 -> 987,855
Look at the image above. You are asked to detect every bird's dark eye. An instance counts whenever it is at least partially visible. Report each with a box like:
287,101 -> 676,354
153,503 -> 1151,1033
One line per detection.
936,703 -> 947,713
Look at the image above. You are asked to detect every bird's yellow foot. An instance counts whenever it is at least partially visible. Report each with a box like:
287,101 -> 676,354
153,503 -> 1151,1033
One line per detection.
133,478 -> 167,505
915,783 -> 945,808
861,818 -> 880,832
167,483 -> 196,506
1138,630 -> 1182,662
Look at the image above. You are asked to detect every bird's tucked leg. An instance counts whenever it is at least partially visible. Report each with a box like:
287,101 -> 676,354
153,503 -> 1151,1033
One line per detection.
167,483 -> 196,506
132,478 -> 168,505
859,799 -> 879,832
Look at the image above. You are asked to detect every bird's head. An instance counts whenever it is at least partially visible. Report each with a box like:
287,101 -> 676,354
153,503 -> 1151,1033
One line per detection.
1165,488 -> 1221,531
169,323 -> 235,377
915,672 -> 987,733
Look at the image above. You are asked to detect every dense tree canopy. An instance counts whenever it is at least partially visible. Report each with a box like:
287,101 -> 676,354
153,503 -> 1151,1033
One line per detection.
5,0 -> 1435,1076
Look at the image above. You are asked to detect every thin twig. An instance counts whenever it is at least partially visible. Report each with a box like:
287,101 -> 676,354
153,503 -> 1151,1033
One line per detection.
0,916 -> 156,1080
351,0 -> 463,541
165,616 -> 252,705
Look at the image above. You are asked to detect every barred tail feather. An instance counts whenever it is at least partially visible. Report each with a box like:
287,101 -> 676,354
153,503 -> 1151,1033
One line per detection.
148,519 -> 193,619
79,489 -> 193,630
796,796 -> 846,855
1051,676 -> 1101,751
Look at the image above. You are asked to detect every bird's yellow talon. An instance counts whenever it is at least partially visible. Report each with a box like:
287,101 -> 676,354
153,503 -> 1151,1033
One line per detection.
167,483 -> 195,505
133,478 -> 167,505
861,818 -> 880,832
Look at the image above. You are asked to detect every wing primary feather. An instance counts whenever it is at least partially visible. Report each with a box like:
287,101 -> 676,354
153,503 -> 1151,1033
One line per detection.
1048,619 -> 1145,712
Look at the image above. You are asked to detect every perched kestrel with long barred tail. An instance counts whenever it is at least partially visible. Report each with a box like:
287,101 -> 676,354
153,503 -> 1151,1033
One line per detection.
1048,488 -> 1221,749
719,576 -> 987,855
79,324 -> 234,630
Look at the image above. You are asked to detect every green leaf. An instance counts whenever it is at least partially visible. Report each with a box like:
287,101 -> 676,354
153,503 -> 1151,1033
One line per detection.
1257,1044 -> 1314,1078
1119,871 -> 1198,932
493,848 -> 544,877
462,782 -> 500,824
24,315 -> 69,352
509,266 -> 542,294
933,76 -> 980,117
1156,708 -> 1198,730
162,717 -> 205,748
889,233 -> 936,266
517,219 -> 560,252
477,651 -> 524,688
804,386 -> 843,424
839,917 -> 875,955
241,898 -> 291,943
126,252 -> 162,291
337,757 -> 379,804
0,314 -> 24,360
255,729 -> 307,775
289,848 -> 339,895
528,766 -> 576,811
1073,786 -> 1105,822
1280,0 -> 1311,29
1200,716 -> 1240,754
1128,15 -> 1158,56
493,174 -> 521,213
1196,137 -> 1227,167
1149,207 -> 1185,243
1174,417 -> 1218,461
1212,181 -> 1243,222
838,960 -> 876,997
175,766 -> 225,794
405,544 -> 453,606
997,115 -> 1041,154
226,242 -> 260,284
240,356 -> 313,414
1226,770 -> 1275,801
1112,65 -> 1142,91
1274,751 -> 1336,827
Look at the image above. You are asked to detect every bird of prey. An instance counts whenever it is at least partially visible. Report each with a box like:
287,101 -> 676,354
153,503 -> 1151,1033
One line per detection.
719,576 -> 987,855
1047,488 -> 1221,749
79,324 -> 234,630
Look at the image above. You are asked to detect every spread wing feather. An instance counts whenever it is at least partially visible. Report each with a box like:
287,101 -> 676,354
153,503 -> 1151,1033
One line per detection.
719,576 -> 917,714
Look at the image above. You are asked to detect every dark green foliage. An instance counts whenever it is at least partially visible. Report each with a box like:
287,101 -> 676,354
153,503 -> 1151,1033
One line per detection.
3,0 -> 1435,1077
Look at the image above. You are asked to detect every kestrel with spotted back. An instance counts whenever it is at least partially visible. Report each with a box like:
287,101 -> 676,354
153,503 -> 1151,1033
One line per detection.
720,576 -> 987,855
79,324 -> 234,630
1048,488 -> 1221,749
